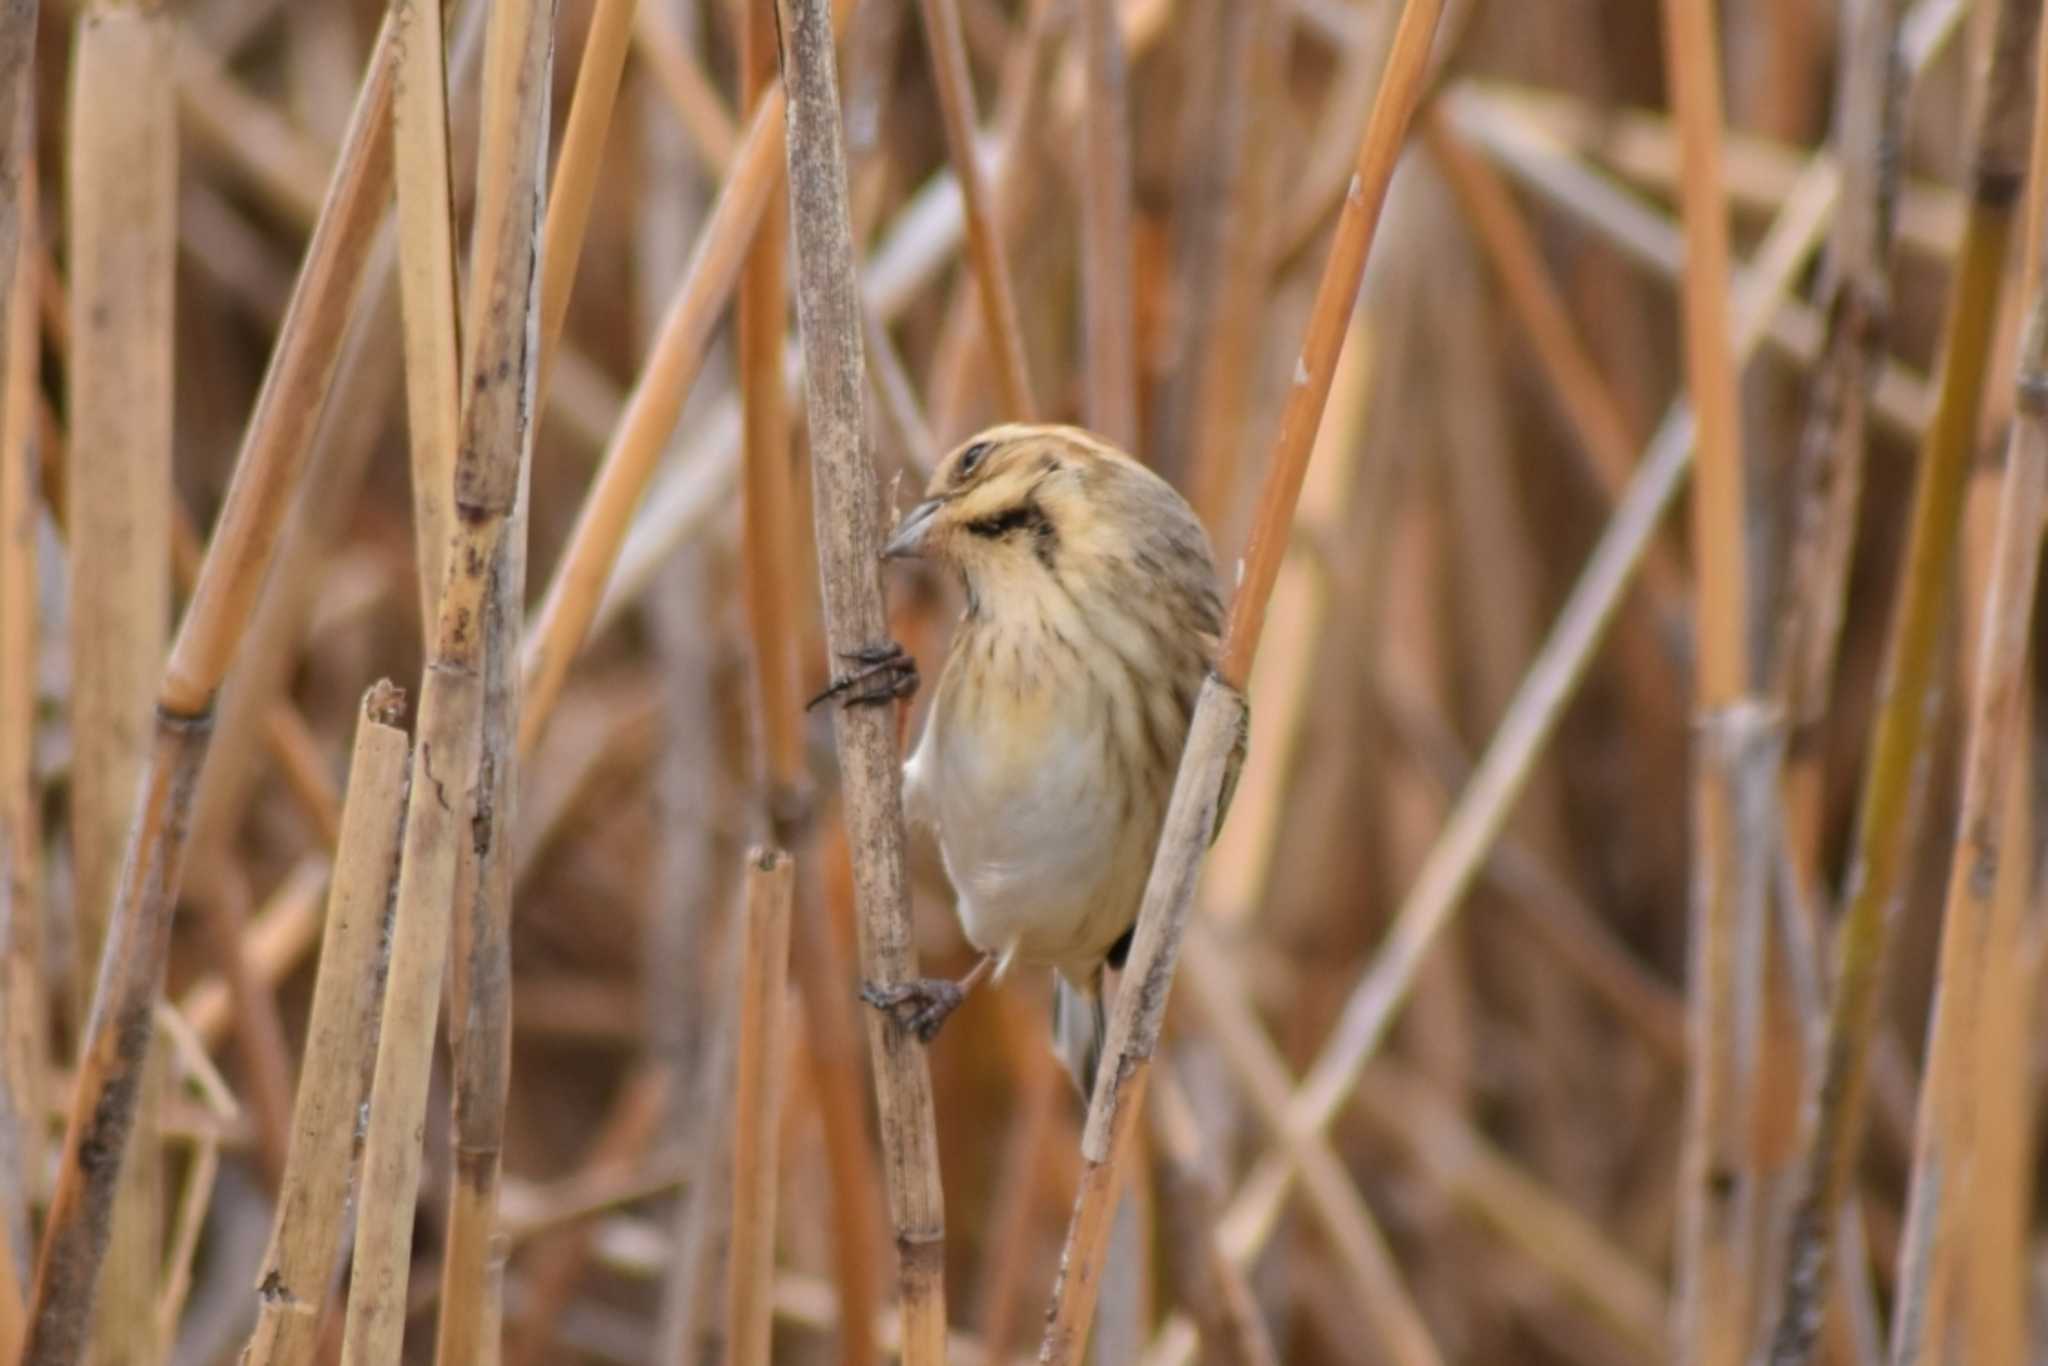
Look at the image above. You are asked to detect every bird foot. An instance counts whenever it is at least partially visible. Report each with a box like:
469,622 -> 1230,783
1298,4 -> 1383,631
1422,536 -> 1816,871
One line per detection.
860,977 -> 966,1043
807,641 -> 919,711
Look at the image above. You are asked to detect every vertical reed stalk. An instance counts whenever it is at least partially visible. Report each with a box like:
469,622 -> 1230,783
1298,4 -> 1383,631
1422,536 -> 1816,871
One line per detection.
778,0 -> 951,1357
242,685 -> 411,1366
1768,4 -> 2039,1357
392,0 -> 463,624
435,1 -> 554,1359
727,849 -> 795,1366
1887,13 -> 2048,1355
1656,0 -> 1762,1359
1039,3 -> 1447,1359
57,5 -> 176,1359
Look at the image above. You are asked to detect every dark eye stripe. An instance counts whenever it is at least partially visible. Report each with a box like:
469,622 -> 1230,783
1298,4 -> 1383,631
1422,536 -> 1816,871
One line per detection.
965,504 -> 1042,538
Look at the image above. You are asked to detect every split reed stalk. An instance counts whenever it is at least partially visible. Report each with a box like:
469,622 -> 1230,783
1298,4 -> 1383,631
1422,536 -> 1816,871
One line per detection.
1767,2 -> 2040,1356
1655,0 -> 1763,1359
392,0 -> 463,624
435,1 -> 554,1359
727,850 -> 795,1366
0,6 -> 39,1321
242,684 -> 410,1366
778,0 -> 950,1357
49,5 -> 178,1360
913,0 -> 1038,419
1887,13 -> 2048,1356
1038,3 -> 1447,1359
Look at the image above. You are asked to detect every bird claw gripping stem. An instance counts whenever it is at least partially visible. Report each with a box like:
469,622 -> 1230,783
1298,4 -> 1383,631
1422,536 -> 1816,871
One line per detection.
859,977 -> 965,1043
807,640 -> 919,711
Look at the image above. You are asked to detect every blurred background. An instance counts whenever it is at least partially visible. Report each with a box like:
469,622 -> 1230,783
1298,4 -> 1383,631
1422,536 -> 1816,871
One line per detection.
2,0 -> 2042,1362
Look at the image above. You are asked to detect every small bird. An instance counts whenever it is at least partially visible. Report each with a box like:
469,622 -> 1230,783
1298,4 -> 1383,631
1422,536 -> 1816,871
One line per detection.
850,423 -> 1234,1097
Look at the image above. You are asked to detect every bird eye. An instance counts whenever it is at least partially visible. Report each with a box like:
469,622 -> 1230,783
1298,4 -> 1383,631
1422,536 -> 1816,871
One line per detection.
956,441 -> 994,479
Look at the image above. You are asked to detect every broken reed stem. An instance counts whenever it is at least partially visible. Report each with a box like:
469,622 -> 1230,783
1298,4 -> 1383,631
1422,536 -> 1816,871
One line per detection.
1887,13 -> 2048,1355
1038,3 -> 1446,1358
727,850 -> 795,1366
1767,3 -> 2039,1356
392,0 -> 463,626
777,0 -> 949,1358
0,34 -> 38,1330
1655,0 -> 1764,1358
435,0 -> 553,1359
1078,0 -> 1138,449
914,0 -> 1039,419
242,684 -> 410,1366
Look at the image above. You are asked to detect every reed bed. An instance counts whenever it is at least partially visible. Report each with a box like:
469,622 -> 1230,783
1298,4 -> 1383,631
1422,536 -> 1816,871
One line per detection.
7,1 -> 2048,1363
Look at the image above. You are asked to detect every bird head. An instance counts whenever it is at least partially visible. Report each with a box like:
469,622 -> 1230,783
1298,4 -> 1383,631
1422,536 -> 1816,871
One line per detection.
882,423 -> 1071,571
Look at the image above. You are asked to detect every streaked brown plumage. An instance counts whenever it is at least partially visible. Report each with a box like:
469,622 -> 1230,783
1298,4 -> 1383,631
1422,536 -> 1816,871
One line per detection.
871,423 -> 1227,1094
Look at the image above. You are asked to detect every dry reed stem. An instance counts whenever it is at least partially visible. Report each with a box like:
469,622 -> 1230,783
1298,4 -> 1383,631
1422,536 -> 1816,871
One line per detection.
243,684 -> 410,1366
55,7 -> 177,1359
518,87 -> 785,757
1077,0 -> 1137,449
740,0 -> 805,805
392,0 -> 463,625
1887,14 -> 2048,1354
0,21 -> 40,1320
20,709 -> 207,1366
1039,6 -> 1446,1359
914,0 -> 1038,419
1655,0 -> 1762,1357
728,849 -> 796,1366
1420,108 -> 1691,633
1211,58 -> 1881,1282
535,0 -> 634,391
778,0 -> 949,1357
1768,3 -> 2039,1356
435,0 -> 553,1357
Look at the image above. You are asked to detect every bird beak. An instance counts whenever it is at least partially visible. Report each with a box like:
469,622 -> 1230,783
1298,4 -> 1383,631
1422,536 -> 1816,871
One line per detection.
882,498 -> 942,560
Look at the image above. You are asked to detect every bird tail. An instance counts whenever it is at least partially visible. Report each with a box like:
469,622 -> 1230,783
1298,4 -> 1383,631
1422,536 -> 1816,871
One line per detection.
1052,968 -> 1107,1099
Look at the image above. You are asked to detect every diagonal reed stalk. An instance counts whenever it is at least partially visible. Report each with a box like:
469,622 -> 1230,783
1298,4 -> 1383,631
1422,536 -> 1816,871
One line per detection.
1036,2 -> 1448,1359
777,0 -> 950,1358
241,684 -> 410,1366
1767,2 -> 2040,1357
1886,12 -> 2048,1359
